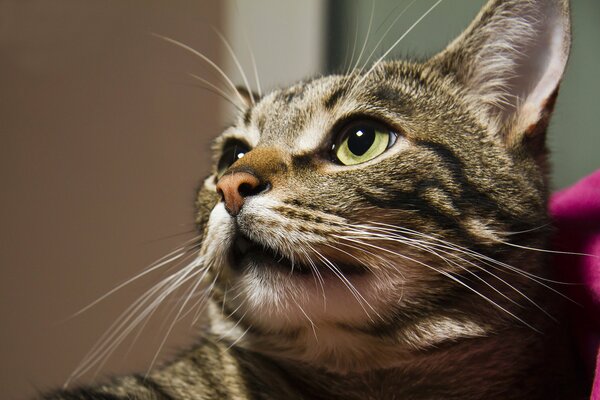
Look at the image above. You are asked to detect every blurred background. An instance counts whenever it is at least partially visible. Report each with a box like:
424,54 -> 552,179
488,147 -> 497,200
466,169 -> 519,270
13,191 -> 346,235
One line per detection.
1,0 -> 598,398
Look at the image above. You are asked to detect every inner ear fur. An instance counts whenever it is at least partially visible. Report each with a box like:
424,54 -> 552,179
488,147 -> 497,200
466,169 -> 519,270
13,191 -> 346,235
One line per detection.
428,0 -> 571,154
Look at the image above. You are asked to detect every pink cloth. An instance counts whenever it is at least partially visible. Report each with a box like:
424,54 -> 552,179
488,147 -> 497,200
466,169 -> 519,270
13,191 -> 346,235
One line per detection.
550,170 -> 600,399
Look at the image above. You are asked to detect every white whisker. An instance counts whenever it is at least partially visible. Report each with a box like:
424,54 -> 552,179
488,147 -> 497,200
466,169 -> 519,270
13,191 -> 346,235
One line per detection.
188,73 -> 245,112
293,299 -> 318,342
335,234 -> 539,332
308,244 -> 380,322
210,26 -> 255,105
150,33 -> 247,107
65,254 -> 206,387
360,0 -> 418,72
351,0 -> 376,72
342,225 -> 553,317
353,0 -> 443,89
70,237 -> 201,318
345,0 -> 361,75
146,261 -> 212,376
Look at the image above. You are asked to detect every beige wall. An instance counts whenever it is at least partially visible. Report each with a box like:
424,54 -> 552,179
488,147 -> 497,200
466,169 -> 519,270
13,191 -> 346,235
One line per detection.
225,0 -> 325,93
1,2 -> 224,398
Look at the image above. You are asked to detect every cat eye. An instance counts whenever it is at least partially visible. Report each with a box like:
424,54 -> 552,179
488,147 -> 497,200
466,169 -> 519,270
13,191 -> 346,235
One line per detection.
332,120 -> 397,166
217,140 -> 250,177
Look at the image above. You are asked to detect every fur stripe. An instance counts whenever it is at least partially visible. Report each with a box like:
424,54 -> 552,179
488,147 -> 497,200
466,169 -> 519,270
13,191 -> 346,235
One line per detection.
134,375 -> 175,400
357,184 -> 472,241
323,86 -> 349,110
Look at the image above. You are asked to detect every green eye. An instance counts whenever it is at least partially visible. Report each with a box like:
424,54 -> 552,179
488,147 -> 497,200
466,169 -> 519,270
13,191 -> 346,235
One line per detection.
333,121 -> 397,165
217,140 -> 250,177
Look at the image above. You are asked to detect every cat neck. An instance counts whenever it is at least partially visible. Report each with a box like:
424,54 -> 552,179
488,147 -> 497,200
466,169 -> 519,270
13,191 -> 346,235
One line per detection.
208,299 -> 580,399
242,326 -> 580,400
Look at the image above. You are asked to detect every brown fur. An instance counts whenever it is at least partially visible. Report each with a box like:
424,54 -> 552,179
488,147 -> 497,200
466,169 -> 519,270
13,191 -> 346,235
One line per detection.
43,1 -> 588,399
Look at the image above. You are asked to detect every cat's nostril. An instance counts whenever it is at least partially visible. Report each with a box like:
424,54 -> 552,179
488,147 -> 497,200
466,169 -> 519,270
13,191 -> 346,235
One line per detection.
238,181 -> 270,198
238,182 -> 257,197
215,171 -> 267,216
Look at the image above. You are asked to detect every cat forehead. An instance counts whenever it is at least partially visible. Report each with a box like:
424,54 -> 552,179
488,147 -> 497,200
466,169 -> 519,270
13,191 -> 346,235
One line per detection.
242,75 -> 355,152
225,62 -> 443,154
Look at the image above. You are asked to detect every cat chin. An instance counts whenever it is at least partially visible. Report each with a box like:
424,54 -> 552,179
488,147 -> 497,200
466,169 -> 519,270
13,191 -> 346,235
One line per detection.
222,260 -> 406,333
207,299 -> 415,374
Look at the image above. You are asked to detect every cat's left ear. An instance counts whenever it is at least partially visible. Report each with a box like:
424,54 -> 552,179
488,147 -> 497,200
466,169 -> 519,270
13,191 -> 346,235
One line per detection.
429,0 -> 571,150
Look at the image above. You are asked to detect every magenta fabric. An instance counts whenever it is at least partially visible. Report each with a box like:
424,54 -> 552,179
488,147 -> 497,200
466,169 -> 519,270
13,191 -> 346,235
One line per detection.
550,170 -> 600,399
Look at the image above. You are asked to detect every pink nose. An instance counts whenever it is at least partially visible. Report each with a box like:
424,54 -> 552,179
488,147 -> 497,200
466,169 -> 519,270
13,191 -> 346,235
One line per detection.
216,172 -> 262,216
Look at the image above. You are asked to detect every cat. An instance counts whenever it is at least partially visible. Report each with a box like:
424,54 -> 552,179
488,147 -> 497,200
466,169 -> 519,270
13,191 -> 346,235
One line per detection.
43,0 -> 587,398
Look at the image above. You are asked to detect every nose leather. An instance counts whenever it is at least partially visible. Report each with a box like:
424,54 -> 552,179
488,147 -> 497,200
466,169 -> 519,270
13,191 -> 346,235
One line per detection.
216,171 -> 261,216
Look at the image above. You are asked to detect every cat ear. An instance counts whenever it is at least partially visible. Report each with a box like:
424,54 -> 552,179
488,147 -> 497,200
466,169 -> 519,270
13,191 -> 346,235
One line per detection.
429,0 -> 571,149
236,87 -> 260,108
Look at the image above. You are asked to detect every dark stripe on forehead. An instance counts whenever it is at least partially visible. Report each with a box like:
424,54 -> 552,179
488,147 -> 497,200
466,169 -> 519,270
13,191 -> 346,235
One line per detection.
278,85 -> 305,104
324,86 -> 350,110
372,86 -> 407,110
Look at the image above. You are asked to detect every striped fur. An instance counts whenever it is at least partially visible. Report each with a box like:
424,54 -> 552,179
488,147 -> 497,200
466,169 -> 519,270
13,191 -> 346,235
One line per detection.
43,1 -> 587,399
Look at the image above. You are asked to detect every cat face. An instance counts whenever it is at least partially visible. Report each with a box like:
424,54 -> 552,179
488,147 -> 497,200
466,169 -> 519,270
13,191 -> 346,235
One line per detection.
195,0 -> 571,370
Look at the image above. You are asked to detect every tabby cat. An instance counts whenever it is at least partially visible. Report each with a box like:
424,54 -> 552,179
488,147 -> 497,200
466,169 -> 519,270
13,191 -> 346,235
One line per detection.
44,0 -> 586,398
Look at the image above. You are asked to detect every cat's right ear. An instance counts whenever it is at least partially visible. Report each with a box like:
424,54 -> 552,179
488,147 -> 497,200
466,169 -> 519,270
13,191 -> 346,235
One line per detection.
236,87 -> 260,109
429,0 -> 571,151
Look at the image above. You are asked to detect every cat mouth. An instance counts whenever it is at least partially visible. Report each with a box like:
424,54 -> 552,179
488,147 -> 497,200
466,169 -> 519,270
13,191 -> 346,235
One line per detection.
229,234 -> 364,276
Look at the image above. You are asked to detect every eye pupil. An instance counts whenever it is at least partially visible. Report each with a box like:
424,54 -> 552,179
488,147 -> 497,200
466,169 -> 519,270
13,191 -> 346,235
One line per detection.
347,127 -> 375,156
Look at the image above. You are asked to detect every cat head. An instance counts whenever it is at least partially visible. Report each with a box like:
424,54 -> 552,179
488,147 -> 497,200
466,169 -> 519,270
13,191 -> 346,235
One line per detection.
195,0 -> 571,371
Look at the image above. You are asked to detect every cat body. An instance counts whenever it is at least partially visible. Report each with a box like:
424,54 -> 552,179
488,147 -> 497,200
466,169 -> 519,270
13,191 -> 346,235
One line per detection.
43,0 -> 587,398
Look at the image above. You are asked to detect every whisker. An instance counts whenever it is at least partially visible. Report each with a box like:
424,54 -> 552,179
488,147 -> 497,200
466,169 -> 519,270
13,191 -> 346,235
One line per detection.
360,0 -> 418,72
224,326 -> 251,353
190,275 -> 220,325
299,247 -> 327,308
140,229 -> 197,245
293,298 -> 318,342
308,245 -> 380,322
70,237 -> 202,318
359,231 -> 555,320
503,223 -> 552,236
351,0 -> 376,72
334,234 -> 539,332
150,33 -> 247,107
498,239 -> 599,259
217,307 -> 250,344
231,0 -> 262,97
345,0 -> 361,75
341,220 -> 578,307
188,73 -> 245,112
146,261 -> 213,376
353,0 -> 443,89
210,26 -> 255,105
363,221 -> 579,285
65,254 -> 206,387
